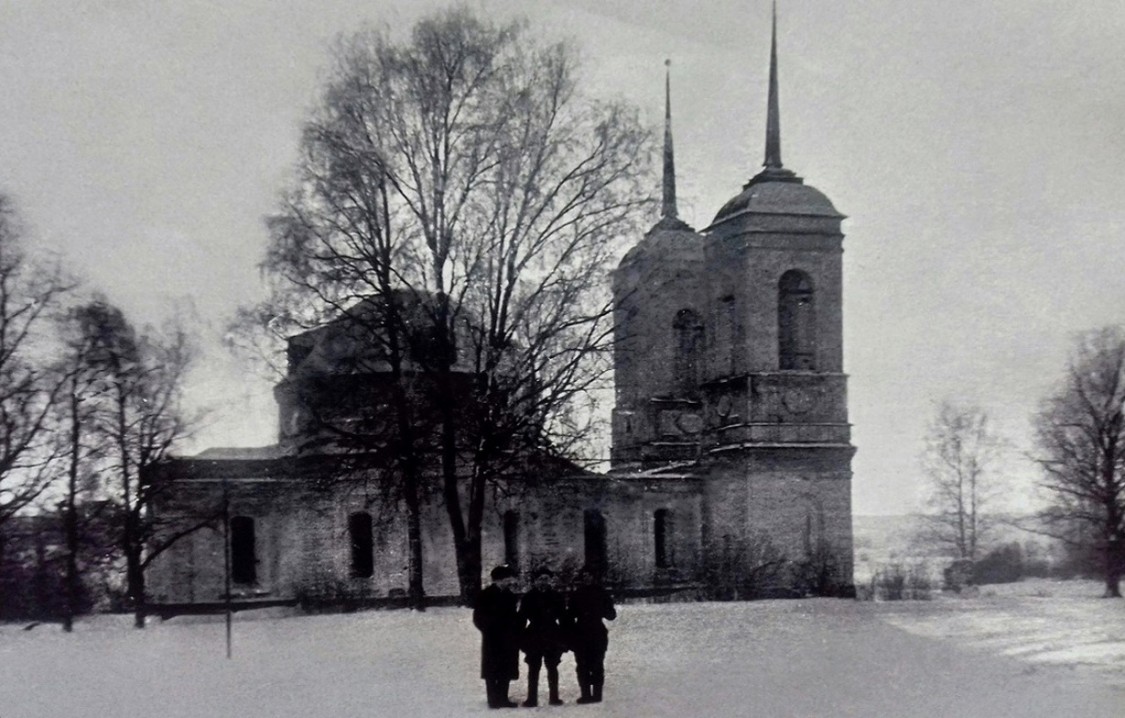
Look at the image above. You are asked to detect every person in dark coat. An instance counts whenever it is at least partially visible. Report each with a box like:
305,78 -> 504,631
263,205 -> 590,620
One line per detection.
517,567 -> 569,706
567,566 -> 616,704
473,565 -> 522,709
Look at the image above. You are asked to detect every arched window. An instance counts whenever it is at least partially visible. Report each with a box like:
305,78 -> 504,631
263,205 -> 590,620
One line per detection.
584,509 -> 607,577
672,309 -> 704,393
230,516 -> 257,585
503,510 -> 520,570
349,512 -> 374,578
654,509 -> 673,568
778,270 -> 816,370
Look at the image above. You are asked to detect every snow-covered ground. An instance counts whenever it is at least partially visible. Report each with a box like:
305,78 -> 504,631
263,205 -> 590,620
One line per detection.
2,581 -> 1122,718
877,579 -> 1125,689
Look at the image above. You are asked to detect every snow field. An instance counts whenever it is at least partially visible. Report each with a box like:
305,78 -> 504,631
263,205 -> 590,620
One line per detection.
2,586 -> 1122,718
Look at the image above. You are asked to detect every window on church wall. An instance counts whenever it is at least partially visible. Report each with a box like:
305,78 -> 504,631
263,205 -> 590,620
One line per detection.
349,512 -> 374,579
503,510 -> 520,570
229,516 -> 257,585
672,309 -> 704,394
778,270 -> 816,370
287,342 -> 312,374
654,509 -> 673,568
714,296 -> 736,376
584,509 -> 607,577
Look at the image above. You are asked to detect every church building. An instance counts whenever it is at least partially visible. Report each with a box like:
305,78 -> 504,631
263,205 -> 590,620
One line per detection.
147,14 -> 855,609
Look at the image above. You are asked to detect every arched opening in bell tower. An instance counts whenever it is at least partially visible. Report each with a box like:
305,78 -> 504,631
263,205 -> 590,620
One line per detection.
672,308 -> 704,393
778,270 -> 816,370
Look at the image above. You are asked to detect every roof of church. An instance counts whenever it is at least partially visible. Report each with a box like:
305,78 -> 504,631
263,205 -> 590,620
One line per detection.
194,445 -> 285,460
710,175 -> 841,225
617,222 -> 703,270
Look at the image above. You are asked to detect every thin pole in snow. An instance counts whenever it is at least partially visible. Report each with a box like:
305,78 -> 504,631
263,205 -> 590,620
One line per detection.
222,474 -> 232,659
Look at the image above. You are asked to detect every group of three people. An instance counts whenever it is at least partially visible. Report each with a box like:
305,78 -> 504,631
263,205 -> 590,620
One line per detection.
473,564 -> 616,709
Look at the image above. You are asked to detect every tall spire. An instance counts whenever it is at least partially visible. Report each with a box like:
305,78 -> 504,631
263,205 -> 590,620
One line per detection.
654,59 -> 692,231
763,0 -> 782,169
662,59 -> 679,221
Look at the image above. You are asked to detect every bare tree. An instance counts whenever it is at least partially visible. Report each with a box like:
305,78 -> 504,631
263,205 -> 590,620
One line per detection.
1033,327 -> 1125,598
53,320 -> 104,632
919,401 -> 1006,562
77,299 -> 202,626
0,194 -> 74,538
246,7 -> 652,606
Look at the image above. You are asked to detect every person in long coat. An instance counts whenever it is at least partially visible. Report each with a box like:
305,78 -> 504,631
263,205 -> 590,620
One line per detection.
473,565 -> 522,709
517,567 -> 569,706
567,566 -> 617,704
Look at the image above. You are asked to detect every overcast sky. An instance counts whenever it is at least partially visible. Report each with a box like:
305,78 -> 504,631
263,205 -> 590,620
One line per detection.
3,0 -> 1124,515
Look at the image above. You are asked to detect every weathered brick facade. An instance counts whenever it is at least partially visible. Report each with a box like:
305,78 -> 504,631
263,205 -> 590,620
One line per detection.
148,26 -> 855,608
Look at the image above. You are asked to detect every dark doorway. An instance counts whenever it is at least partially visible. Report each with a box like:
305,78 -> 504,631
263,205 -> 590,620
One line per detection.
349,512 -> 374,578
230,516 -> 257,585
654,509 -> 672,568
584,509 -> 607,576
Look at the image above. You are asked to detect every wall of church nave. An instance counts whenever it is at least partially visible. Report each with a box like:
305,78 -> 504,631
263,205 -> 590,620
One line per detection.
149,482 -> 423,605
150,475 -> 720,606
482,478 -> 705,592
148,503 -> 295,604
289,492 -> 415,602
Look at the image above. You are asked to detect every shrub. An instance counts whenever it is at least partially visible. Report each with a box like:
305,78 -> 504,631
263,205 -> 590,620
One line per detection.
293,571 -> 378,612
906,563 -> 933,599
871,562 -> 932,600
707,531 -> 789,600
794,538 -> 851,597
1050,541 -> 1101,580
972,543 -> 1023,585
1022,557 -> 1051,578
943,559 -> 974,593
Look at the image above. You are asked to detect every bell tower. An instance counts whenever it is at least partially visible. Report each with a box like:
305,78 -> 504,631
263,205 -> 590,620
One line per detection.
610,3 -> 855,596
611,60 -> 707,468
700,2 -> 851,448
697,2 -> 855,595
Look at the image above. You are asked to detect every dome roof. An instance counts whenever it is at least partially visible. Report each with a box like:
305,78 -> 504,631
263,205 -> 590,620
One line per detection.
711,173 -> 841,226
617,222 -> 702,269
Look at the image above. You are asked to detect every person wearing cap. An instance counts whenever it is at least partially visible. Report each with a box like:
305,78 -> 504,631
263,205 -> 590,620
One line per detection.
567,566 -> 616,704
473,565 -> 522,708
517,566 -> 569,706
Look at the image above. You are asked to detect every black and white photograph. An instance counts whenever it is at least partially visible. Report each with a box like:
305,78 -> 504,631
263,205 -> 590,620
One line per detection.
1,1 -> 1123,716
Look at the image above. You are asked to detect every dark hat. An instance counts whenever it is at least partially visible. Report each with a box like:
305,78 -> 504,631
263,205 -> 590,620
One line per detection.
531,566 -> 555,579
490,564 -> 516,581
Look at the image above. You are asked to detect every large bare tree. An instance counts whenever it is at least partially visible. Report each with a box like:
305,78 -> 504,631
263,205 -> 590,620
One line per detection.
1034,327 -> 1125,598
919,401 -> 1006,561
249,7 -> 652,605
77,299 -> 202,626
0,194 -> 74,536
53,312 -> 106,632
